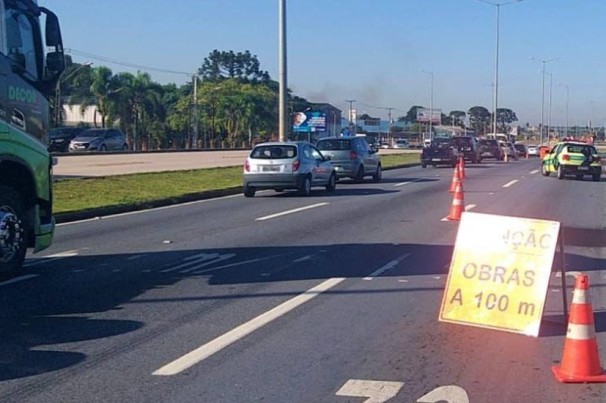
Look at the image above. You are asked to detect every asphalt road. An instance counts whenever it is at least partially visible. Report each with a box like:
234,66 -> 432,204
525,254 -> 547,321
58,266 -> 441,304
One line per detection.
1,158 -> 605,402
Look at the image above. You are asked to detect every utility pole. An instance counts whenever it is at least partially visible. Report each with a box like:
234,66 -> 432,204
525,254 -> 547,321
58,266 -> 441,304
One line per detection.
547,72 -> 553,142
192,74 -> 199,149
530,57 -> 558,145
278,0 -> 288,142
386,107 -> 393,145
346,99 -> 356,135
421,70 -> 434,140
559,83 -> 569,139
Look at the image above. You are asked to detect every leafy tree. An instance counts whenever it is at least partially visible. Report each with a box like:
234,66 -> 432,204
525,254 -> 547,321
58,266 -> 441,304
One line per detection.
88,66 -> 122,128
449,110 -> 466,127
199,50 -> 270,83
496,108 -> 518,133
399,106 -> 425,123
468,106 -> 491,135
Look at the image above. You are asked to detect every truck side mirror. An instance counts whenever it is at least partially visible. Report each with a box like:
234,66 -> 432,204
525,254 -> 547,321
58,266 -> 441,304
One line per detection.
46,52 -> 65,74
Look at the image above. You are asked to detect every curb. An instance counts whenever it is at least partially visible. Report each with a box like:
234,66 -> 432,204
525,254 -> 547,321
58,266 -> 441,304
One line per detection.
54,163 -> 421,223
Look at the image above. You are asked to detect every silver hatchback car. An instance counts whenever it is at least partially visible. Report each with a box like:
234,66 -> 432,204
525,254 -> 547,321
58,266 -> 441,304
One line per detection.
243,142 -> 336,197
316,136 -> 381,182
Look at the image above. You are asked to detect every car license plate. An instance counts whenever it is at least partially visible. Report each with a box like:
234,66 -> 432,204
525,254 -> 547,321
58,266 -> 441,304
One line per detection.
432,158 -> 441,162
578,166 -> 588,171
263,165 -> 280,172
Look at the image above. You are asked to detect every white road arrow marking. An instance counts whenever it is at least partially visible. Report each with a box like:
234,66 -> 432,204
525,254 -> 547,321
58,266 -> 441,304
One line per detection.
417,385 -> 470,403
336,379 -> 404,403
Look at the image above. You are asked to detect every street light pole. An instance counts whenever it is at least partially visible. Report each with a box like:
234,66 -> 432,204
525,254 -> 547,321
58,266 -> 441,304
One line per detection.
476,0 -> 524,138
559,83 -> 569,139
346,99 -> 356,135
421,70 -> 434,140
547,72 -> 553,141
530,57 -> 558,145
55,61 -> 93,127
278,0 -> 288,142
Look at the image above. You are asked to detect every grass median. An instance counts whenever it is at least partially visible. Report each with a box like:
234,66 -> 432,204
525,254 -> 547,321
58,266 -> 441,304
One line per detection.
53,152 -> 420,215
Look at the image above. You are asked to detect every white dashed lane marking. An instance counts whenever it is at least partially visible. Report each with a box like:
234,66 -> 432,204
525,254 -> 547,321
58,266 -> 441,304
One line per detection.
256,203 -> 329,221
503,179 -> 519,188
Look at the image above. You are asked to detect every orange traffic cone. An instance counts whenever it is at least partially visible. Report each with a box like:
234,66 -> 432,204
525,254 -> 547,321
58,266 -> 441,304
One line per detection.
449,164 -> 461,193
447,181 -> 465,221
459,156 -> 466,179
552,274 -> 606,383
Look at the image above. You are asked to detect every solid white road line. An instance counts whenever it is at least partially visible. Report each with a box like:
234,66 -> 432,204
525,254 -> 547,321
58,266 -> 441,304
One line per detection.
0,274 -> 39,287
363,254 -> 410,280
293,255 -> 312,263
530,169 -> 540,174
57,194 -> 243,226
394,179 -> 419,187
189,255 -> 282,275
503,179 -> 519,188
153,277 -> 346,376
24,250 -> 79,267
159,254 -> 220,273
256,203 -> 329,221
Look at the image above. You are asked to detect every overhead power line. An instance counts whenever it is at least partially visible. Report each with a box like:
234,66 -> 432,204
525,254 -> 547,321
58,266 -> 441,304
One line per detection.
66,48 -> 193,76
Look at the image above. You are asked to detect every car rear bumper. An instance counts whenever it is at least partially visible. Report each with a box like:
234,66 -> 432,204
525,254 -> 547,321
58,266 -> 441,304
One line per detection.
421,156 -> 455,165
560,164 -> 602,175
243,173 -> 305,189
330,161 -> 358,178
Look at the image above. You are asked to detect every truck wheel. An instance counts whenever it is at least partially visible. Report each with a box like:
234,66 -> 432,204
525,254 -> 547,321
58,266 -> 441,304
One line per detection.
0,186 -> 28,276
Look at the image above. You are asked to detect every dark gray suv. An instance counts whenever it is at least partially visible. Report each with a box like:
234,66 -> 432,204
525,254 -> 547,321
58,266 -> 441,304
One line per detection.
316,137 -> 382,182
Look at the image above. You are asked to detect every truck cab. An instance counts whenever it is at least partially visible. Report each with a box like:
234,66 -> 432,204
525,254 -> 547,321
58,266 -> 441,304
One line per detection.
0,0 -> 64,275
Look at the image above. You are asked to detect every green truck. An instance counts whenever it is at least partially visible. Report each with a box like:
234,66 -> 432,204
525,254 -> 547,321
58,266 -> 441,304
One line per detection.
0,0 -> 65,275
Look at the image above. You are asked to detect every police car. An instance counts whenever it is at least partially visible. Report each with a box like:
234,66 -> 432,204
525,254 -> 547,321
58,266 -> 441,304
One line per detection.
541,141 -> 602,181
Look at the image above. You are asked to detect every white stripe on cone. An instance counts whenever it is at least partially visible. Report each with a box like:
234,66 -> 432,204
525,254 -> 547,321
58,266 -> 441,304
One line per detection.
572,290 -> 591,304
567,323 -> 596,340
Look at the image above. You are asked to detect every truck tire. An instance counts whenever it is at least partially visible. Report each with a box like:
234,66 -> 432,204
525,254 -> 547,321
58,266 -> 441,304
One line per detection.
0,186 -> 28,276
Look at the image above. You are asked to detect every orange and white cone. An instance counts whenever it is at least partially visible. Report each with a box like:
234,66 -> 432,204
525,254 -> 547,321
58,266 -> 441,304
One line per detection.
447,181 -> 465,221
552,274 -> 606,383
459,156 -> 466,179
449,164 -> 461,193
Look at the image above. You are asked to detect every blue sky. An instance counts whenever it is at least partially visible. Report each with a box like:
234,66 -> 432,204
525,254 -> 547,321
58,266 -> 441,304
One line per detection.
39,0 -> 606,127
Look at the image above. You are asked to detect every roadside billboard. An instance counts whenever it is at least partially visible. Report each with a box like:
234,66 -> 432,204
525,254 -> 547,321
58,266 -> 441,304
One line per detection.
417,108 -> 442,124
293,111 -> 327,133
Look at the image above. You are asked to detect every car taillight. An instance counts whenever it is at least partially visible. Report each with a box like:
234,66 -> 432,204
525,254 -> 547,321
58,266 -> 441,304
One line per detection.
350,151 -> 358,160
244,160 -> 250,172
292,159 -> 300,171
562,155 -> 570,161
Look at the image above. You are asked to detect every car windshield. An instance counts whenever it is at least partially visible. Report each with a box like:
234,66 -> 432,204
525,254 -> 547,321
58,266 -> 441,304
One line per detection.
250,145 -> 297,159
316,139 -> 351,150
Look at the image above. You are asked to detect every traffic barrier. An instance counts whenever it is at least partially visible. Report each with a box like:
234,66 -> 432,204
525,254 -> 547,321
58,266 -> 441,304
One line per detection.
447,181 -> 465,221
552,274 -> 606,383
449,164 -> 461,193
459,156 -> 466,179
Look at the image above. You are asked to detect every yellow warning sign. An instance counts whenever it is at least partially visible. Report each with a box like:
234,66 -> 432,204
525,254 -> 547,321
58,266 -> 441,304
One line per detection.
439,212 -> 560,337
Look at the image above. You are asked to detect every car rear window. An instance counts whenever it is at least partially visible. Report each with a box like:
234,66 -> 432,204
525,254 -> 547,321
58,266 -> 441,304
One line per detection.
316,139 -> 352,150
567,145 -> 597,154
250,145 -> 297,159
431,139 -> 453,149
480,140 -> 498,146
453,137 -> 472,146
514,144 -> 526,150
